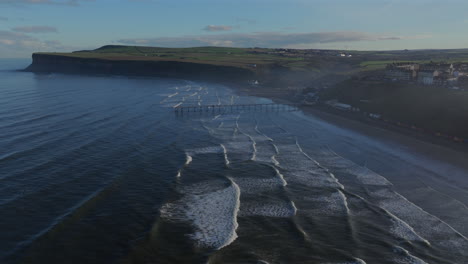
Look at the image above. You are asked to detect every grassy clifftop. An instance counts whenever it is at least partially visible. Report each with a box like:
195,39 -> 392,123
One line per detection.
37,45 -> 468,71
36,45 -> 307,70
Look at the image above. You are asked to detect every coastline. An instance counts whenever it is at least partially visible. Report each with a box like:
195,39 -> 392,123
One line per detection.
229,83 -> 468,170
24,55 -> 468,159
303,105 -> 468,153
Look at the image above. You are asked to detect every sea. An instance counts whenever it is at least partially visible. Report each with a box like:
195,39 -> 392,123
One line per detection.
1,59 -> 468,264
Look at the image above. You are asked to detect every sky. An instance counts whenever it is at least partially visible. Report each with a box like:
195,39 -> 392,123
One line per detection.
0,0 -> 468,58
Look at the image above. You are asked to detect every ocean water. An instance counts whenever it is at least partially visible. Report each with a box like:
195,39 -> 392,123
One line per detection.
1,59 -> 468,264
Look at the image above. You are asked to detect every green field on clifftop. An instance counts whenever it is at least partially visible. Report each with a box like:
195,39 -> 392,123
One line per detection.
37,45 -> 468,74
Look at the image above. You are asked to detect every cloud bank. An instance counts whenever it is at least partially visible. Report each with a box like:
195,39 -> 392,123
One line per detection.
117,31 -> 431,48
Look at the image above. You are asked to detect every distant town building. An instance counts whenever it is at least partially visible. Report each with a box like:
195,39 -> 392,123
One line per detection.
418,70 -> 435,85
385,63 -> 419,81
420,63 -> 454,76
384,62 -> 465,86
458,75 -> 468,87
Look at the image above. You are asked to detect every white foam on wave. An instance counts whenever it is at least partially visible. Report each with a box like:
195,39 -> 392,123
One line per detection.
319,149 -> 392,186
294,140 -> 345,190
173,102 -> 182,108
303,190 -> 350,215
337,190 -> 351,215
160,179 -> 241,249
185,154 -> 193,166
271,143 -> 280,166
255,124 -> 273,142
160,92 -> 179,103
186,146 -> 223,156
272,143 -> 279,155
271,156 -> 280,166
239,199 -> 297,218
234,119 -> 257,161
250,135 -> 257,161
224,141 -> 252,153
220,144 -> 230,166
276,144 -> 343,189
168,92 -> 178,98
176,153 -> 193,178
385,209 -> 430,245
234,177 -> 286,195
273,166 -> 287,186
348,193 -> 431,247
323,258 -> 367,264
392,246 -> 428,264
373,188 -> 468,256
291,200 -> 298,213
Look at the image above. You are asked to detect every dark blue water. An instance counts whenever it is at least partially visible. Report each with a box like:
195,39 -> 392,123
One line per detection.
1,59 -> 468,264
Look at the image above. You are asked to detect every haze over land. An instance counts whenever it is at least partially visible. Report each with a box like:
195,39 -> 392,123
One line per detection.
1,0 -> 468,57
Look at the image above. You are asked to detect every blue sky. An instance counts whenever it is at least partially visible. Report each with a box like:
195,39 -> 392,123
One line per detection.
1,0 -> 467,57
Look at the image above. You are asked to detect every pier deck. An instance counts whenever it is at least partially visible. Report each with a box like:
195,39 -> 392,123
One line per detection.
174,103 -> 299,114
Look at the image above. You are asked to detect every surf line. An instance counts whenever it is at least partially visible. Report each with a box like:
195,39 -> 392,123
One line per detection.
176,152 -> 193,178
220,144 -> 230,166
160,92 -> 179,103
235,115 -> 257,161
220,177 -> 241,249
295,137 -> 345,190
272,166 -> 287,186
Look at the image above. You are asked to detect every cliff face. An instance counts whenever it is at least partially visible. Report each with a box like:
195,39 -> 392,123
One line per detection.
25,53 -> 256,83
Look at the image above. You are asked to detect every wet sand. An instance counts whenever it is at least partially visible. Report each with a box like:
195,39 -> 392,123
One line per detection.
302,106 -> 468,173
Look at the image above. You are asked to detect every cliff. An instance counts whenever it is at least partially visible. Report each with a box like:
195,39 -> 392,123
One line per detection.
24,53 -> 256,84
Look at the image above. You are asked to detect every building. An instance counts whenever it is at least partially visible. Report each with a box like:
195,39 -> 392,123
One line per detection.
384,62 -> 463,86
420,63 -> 454,76
385,63 -> 419,81
458,75 -> 468,87
418,70 -> 435,85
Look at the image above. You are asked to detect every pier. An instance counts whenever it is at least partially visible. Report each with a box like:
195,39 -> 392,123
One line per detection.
174,103 -> 299,114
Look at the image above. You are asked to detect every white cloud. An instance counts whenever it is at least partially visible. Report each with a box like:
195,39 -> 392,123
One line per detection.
117,31 -> 432,48
203,25 -> 233,32
0,30 -> 77,57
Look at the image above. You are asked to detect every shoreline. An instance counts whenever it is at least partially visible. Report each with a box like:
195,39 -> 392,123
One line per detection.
23,59 -> 468,157
235,84 -> 468,175
303,105 -> 468,153
230,83 -> 468,159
